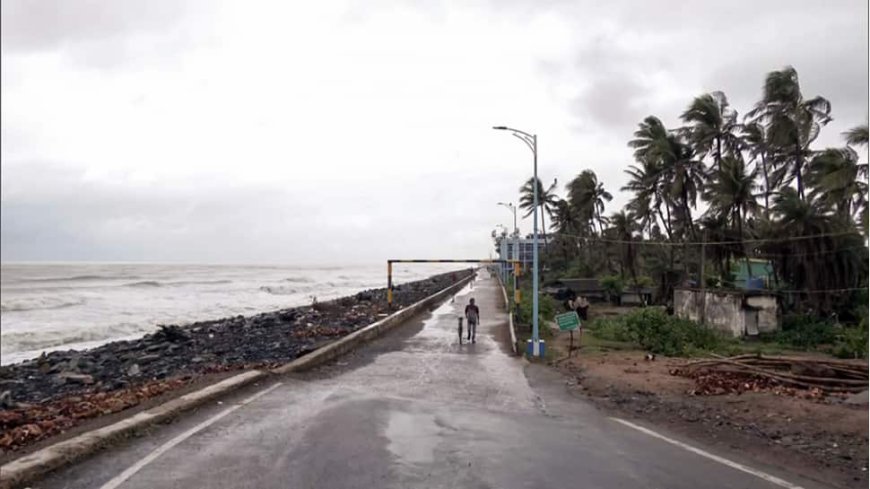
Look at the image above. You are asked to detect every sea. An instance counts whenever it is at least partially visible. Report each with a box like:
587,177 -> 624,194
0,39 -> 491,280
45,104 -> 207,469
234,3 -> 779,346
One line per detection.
0,262 -> 462,365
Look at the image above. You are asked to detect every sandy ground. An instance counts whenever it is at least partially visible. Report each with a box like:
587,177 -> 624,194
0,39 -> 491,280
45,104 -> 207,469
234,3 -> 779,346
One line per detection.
546,329 -> 869,489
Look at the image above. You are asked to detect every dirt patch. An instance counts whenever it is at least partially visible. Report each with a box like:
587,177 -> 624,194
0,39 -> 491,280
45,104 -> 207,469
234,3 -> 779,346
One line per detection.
549,334 -> 869,489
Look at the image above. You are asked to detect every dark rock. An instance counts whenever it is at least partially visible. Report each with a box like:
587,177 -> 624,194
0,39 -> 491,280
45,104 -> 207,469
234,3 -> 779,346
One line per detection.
56,372 -> 95,385
154,324 -> 191,342
138,354 -> 161,364
0,390 -> 13,409
279,310 -> 298,322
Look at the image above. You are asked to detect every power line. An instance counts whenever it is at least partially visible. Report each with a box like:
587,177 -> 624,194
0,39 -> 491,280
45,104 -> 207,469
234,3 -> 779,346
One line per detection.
776,287 -> 869,294
556,230 -> 862,246
750,245 -> 869,258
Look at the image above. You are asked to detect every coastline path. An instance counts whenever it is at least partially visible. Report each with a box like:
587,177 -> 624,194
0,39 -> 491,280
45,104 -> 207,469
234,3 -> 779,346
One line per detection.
32,276 -> 823,489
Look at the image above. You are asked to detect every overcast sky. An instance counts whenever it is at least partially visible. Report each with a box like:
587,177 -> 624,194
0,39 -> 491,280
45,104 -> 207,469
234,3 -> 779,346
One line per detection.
2,0 -> 867,265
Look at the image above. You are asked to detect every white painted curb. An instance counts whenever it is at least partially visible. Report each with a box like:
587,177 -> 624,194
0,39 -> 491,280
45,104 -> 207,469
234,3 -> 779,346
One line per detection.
496,274 -> 519,355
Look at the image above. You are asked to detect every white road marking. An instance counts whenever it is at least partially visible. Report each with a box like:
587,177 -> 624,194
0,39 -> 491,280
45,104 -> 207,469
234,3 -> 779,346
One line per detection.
99,382 -> 283,489
610,417 -> 805,489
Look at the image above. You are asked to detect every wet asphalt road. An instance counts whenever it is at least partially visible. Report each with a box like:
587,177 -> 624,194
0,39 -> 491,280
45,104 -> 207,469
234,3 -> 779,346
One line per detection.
35,274 -> 826,489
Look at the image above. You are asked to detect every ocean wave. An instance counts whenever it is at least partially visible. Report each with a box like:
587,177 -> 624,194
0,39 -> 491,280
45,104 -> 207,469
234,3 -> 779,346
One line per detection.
259,285 -> 298,295
0,322 -> 153,362
123,279 -> 234,288
0,296 -> 87,313
19,274 -> 142,283
125,280 -> 162,287
282,277 -> 314,283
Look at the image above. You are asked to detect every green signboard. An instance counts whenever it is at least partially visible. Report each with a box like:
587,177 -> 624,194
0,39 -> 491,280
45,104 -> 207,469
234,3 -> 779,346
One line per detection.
555,311 -> 580,331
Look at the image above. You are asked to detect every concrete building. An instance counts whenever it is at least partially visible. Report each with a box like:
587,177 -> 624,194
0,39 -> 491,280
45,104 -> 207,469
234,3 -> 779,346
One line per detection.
495,234 -> 547,273
674,288 -> 779,337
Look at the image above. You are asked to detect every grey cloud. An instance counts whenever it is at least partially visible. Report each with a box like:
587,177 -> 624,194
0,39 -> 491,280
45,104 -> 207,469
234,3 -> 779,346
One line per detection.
570,73 -> 650,131
1,0 -> 199,52
0,161 -> 518,264
1,0 -> 212,69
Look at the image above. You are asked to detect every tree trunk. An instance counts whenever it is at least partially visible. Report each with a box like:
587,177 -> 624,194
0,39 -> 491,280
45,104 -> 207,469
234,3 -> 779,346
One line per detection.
761,153 -> 771,219
795,141 -> 805,200
738,207 -> 753,286
540,206 -> 549,249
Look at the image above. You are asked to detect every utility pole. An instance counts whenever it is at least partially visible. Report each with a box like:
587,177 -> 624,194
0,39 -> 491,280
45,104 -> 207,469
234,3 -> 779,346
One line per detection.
700,230 -> 707,324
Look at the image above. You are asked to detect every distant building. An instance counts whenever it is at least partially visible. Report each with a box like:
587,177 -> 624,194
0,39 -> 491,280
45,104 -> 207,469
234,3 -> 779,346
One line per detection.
495,234 -> 547,273
674,288 -> 780,337
732,259 -> 774,289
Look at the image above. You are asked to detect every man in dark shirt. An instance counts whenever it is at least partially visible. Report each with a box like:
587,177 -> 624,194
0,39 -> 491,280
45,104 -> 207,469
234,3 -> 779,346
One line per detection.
465,298 -> 480,343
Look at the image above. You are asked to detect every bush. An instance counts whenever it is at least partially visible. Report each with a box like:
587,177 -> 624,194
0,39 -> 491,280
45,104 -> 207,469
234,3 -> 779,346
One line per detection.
587,317 -> 632,343
587,308 -> 725,356
599,275 -> 624,303
833,316 -> 868,359
517,292 -> 558,328
622,308 -> 724,356
774,314 -> 838,350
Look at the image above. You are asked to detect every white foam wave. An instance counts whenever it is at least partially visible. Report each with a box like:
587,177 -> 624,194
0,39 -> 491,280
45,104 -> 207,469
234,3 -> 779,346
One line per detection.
1,296 -> 87,313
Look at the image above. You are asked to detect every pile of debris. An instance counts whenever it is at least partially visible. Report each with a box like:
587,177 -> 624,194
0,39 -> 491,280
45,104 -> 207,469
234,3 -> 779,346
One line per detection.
0,378 -> 189,450
672,354 -> 868,397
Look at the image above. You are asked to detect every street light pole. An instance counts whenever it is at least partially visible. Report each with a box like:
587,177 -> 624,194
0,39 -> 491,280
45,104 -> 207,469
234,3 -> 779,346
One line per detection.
494,224 -> 508,283
497,201 -> 520,309
493,126 -> 542,358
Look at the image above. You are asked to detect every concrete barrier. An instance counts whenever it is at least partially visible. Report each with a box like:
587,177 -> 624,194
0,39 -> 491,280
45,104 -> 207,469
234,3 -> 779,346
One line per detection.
273,275 -> 473,374
0,275 -> 473,489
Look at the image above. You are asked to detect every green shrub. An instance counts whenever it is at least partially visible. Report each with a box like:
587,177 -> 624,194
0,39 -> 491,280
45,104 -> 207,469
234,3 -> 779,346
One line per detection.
517,292 -> 558,328
599,275 -> 624,299
632,275 -> 655,288
587,317 -> 632,342
833,317 -> 869,359
774,314 -> 837,350
587,308 -> 725,356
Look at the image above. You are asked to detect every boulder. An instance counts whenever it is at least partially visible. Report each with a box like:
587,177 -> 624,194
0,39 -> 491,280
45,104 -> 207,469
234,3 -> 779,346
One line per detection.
56,372 -> 95,385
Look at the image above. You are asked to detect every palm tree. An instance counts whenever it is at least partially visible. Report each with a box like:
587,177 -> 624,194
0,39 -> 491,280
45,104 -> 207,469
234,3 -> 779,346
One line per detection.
806,147 -> 867,220
764,189 -> 866,313
704,156 -> 759,238
628,115 -> 704,240
845,124 -> 869,147
741,121 -> 775,216
844,123 -> 869,233
609,210 -> 640,286
747,66 -> 832,200
566,170 -> 612,236
519,177 -> 560,246
680,91 -> 742,172
622,158 -> 666,238
704,156 -> 759,279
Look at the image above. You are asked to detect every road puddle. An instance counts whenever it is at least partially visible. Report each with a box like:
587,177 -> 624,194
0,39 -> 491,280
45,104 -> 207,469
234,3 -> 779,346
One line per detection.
385,410 -> 441,465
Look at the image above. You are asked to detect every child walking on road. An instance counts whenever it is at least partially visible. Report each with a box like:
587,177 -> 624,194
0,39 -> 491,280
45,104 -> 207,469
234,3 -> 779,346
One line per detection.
465,298 -> 480,343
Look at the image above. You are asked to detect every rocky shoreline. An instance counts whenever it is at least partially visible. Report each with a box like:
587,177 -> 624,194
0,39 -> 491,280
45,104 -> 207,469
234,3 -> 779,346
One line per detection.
0,269 -> 472,452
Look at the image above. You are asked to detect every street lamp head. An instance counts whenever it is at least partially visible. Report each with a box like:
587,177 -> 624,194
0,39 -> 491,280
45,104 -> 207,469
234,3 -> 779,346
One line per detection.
492,126 -> 508,130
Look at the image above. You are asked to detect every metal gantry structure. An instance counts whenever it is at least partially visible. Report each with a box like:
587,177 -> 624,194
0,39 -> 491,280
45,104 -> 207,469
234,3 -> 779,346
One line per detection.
386,259 -> 520,307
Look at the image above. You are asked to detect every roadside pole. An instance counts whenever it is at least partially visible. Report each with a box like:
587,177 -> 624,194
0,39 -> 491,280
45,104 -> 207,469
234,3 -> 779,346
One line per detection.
700,231 -> 706,324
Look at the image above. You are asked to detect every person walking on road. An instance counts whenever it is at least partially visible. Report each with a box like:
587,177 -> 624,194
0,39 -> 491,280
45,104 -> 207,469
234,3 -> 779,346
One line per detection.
465,298 -> 480,343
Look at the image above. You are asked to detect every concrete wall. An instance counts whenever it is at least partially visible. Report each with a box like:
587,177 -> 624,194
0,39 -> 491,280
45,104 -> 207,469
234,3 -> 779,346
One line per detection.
746,295 -> 778,333
674,289 -> 778,337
